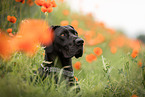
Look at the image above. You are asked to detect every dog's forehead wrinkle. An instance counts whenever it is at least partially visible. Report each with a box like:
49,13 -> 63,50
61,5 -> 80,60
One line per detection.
55,28 -> 65,34
63,26 -> 75,33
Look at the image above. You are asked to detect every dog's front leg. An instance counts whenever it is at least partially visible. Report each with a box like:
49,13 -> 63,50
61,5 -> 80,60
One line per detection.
60,57 -> 80,92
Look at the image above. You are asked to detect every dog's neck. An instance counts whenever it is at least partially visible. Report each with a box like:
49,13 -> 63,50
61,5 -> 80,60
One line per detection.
44,51 -> 73,71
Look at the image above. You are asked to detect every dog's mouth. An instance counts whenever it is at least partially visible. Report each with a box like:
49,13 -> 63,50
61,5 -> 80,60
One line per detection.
76,49 -> 82,55
75,49 -> 83,58
62,45 -> 83,58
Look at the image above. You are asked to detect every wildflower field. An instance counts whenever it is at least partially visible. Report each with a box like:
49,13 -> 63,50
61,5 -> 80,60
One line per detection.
0,0 -> 145,97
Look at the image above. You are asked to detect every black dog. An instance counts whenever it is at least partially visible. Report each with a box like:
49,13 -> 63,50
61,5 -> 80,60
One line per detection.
38,25 -> 84,91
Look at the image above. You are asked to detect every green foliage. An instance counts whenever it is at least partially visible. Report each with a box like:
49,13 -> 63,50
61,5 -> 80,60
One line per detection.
0,0 -> 145,97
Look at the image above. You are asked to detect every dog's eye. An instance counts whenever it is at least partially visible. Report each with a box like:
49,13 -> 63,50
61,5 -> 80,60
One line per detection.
75,33 -> 78,36
61,33 -> 65,36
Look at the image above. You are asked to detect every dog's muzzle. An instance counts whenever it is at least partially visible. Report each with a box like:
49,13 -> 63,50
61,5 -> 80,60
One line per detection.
75,38 -> 84,46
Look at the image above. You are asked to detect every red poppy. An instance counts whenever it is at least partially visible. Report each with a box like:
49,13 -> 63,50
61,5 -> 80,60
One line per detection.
0,33 -> 14,59
71,20 -> 78,29
94,47 -> 102,56
40,0 -> 54,13
76,28 -> 83,35
73,62 -> 81,70
131,94 -> 138,97
14,19 -> 53,55
7,15 -> 17,23
60,20 -> 69,26
47,7 -> 53,13
131,48 -> 139,58
0,19 -> 53,59
51,0 -> 57,7
43,1 -> 52,8
41,6 -> 47,13
107,28 -> 116,34
62,9 -> 69,16
17,19 -> 53,46
86,54 -> 97,63
35,0 -> 44,6
15,0 -> 25,4
87,33 -> 105,46
110,46 -> 117,54
74,76 -> 78,81
138,60 -> 142,67
58,0 -> 64,2
7,28 -> 12,33
27,0 -> 34,6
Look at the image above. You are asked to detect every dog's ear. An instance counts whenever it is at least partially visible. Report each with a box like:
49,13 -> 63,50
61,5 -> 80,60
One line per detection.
67,25 -> 74,29
44,25 -> 60,53
50,25 -> 60,31
75,49 -> 83,58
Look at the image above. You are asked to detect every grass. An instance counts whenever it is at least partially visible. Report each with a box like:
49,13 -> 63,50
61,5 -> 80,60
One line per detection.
0,45 -> 144,97
0,0 -> 145,97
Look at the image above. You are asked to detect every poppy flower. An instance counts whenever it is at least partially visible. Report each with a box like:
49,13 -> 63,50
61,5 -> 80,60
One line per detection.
0,29 -> 1,36
94,47 -> 102,56
131,94 -> 138,97
73,62 -> 81,70
1,19 -> 53,59
87,33 -> 105,46
131,48 -> 139,58
63,9 -> 69,16
40,1 -> 54,13
15,0 -> 25,4
27,0 -> 34,6
14,19 -> 53,55
128,40 -> 140,50
98,22 -> 105,28
138,60 -> 142,67
47,7 -> 53,13
107,28 -> 116,34
110,46 -> 117,54
7,15 -> 17,23
76,28 -> 83,35
7,28 -> 12,33
71,20 -> 78,29
35,0 -> 44,6
86,54 -> 97,63
17,19 -> 53,46
116,36 -> 125,47
41,6 -> 48,13
51,0 -> 57,7
14,37 -> 39,56
60,20 -> 69,26
74,76 -> 78,81
43,1 -> 52,8
84,31 -> 95,41
58,0 -> 64,2
0,33 -> 14,59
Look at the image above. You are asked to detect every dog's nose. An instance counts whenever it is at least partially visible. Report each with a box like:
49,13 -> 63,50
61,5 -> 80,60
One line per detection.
75,38 -> 84,46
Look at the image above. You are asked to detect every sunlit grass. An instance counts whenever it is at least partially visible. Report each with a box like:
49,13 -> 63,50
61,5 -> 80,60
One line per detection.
0,0 -> 145,97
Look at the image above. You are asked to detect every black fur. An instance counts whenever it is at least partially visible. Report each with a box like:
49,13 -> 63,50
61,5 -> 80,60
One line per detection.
38,25 -> 84,92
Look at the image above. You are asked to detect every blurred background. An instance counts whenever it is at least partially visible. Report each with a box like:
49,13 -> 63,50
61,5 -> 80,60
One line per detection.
66,0 -> 145,39
0,0 -> 145,97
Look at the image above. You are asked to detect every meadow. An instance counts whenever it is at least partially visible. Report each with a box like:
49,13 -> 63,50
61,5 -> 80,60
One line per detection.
0,0 -> 145,97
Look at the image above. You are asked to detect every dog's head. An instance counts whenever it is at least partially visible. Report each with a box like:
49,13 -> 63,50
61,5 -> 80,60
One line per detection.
45,25 -> 84,58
